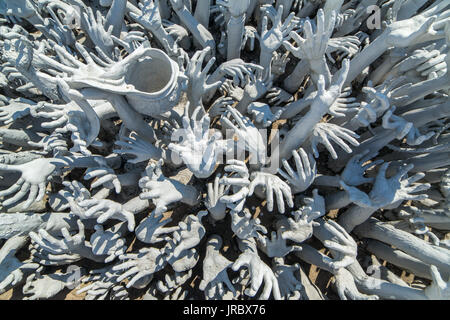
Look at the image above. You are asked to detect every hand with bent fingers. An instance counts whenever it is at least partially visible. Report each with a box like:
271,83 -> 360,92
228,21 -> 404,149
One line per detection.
242,26 -> 258,51
77,198 -> 135,232
257,230 -> 302,258
30,101 -> 73,131
271,52 -> 291,78
138,159 -> 184,216
260,5 -> 300,54
222,106 -> 267,166
28,133 -> 68,157
83,157 -> 121,193
186,47 -> 222,107
167,211 -> 208,258
0,236 -> 39,294
205,174 -> 229,221
276,195 -> 324,244
90,225 -> 127,263
61,180 -> 92,218
382,107 -> 435,146
220,80 -> 244,101
29,243 -> 81,266
135,210 -> 179,244
232,239 -> 281,300
112,247 -> 166,288
321,220 -> 358,271
230,210 -> 267,240
309,122 -> 360,159
265,87 -> 293,106
23,267 -> 78,300
111,30 -> 147,54
368,163 -> 430,209
273,259 -> 302,300
303,189 -> 326,217
328,87 -> 360,118
169,105 -> 228,179
326,35 -> 360,63
381,107 -> 414,140
215,59 -> 263,87
208,96 -> 235,118
156,270 -> 192,293
76,266 -> 127,300
29,220 -> 92,258
219,159 -> 250,212
113,131 -> 160,164
0,97 -> 33,124
333,267 -> 378,300
128,0 -> 164,34
352,81 -> 391,128
0,158 -> 57,209
248,171 -> 293,214
247,102 -> 282,128
199,235 -> 236,299
341,150 -> 383,187
278,148 -> 316,194
31,100 -> 98,156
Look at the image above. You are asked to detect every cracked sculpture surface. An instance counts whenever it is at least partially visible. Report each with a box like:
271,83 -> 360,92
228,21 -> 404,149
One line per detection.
0,0 -> 450,301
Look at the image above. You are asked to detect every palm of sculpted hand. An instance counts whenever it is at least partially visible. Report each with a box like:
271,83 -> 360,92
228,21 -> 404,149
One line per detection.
278,148 -> 316,193
341,150 -> 382,186
0,238 -> 38,293
284,9 -> 335,61
186,48 -> 222,106
135,210 -> 178,244
249,171 -> 293,213
169,106 -> 226,178
114,132 -> 159,164
199,236 -> 235,297
259,230 -> 302,258
273,262 -> 302,299
222,106 -> 266,165
171,212 -> 207,258
0,98 -> 31,124
386,14 -> 436,48
231,210 -> 267,240
113,247 -> 165,288
0,158 -> 57,209
23,273 -> 67,300
78,198 -> 135,231
278,206 -> 321,244
139,160 -> 183,215
369,163 -> 429,209
334,268 -> 378,300
232,247 -> 281,300
90,226 -> 126,262
2,37 -> 33,71
322,220 -> 358,271
261,5 -> 299,53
